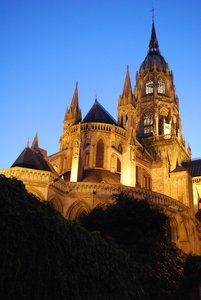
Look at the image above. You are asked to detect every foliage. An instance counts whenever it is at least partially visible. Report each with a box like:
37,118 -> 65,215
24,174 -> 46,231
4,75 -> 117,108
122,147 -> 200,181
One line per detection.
0,175 -> 143,300
80,192 -> 187,300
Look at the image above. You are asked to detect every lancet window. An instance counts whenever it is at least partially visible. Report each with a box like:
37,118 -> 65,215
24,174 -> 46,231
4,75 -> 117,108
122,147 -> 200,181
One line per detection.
96,139 -> 104,168
146,80 -> 154,94
158,80 -> 165,94
117,157 -> 121,173
143,112 -> 153,134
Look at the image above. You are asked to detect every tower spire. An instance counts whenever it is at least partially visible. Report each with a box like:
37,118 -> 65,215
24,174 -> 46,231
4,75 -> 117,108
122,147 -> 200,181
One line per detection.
149,18 -> 160,53
31,133 -> 39,151
64,82 -> 82,125
122,65 -> 132,98
70,81 -> 79,111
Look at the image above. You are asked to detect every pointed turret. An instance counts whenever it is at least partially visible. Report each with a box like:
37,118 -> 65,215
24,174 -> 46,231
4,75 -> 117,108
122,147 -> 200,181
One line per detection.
64,82 -> 82,126
70,81 -> 79,112
149,21 -> 160,53
31,133 -> 38,151
118,65 -> 133,107
122,65 -> 132,98
118,66 -> 136,128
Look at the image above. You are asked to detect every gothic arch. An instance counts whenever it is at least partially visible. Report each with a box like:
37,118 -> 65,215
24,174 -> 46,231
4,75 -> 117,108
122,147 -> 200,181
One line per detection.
49,195 -> 63,214
178,222 -> 188,242
157,79 -> 165,94
84,151 -> 90,168
66,200 -> 91,220
27,187 -> 44,200
145,79 -> 154,94
169,217 -> 179,244
143,110 -> 153,134
96,139 -> 104,168
118,144 -> 123,154
178,221 -> 191,253
117,157 -> 121,173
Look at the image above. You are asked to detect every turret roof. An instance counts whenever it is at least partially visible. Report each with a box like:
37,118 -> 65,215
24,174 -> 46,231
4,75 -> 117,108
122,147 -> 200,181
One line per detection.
82,99 -> 117,125
122,65 -> 132,98
149,21 -> 160,53
140,21 -> 167,72
182,159 -> 201,177
11,136 -> 56,173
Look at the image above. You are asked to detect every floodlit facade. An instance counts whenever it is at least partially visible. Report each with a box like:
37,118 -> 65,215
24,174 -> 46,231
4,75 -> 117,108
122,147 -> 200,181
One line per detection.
1,21 -> 201,254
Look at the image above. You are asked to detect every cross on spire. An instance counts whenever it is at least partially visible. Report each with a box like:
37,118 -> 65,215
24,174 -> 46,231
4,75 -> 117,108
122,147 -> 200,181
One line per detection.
151,0 -> 155,22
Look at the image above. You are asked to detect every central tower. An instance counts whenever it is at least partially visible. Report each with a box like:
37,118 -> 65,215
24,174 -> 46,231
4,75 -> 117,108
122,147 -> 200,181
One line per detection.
133,21 -> 191,197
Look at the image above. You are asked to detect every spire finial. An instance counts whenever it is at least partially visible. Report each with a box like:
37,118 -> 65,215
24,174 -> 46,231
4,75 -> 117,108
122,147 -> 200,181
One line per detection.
151,1 -> 155,23
31,132 -> 39,150
149,9 -> 160,53
122,65 -> 132,98
26,138 -> 30,148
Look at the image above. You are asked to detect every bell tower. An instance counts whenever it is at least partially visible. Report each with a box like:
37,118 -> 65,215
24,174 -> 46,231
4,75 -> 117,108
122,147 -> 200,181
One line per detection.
134,21 -> 190,167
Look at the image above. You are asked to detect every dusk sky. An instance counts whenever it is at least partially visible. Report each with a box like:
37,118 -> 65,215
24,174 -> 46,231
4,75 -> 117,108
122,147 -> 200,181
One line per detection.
1,0 -> 201,169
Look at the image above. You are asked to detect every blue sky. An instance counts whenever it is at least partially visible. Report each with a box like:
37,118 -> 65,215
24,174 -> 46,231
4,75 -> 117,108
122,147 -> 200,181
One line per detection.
1,0 -> 201,169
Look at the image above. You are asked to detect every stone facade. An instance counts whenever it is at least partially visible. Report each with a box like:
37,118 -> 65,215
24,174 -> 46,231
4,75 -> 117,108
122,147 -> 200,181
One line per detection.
1,21 -> 201,255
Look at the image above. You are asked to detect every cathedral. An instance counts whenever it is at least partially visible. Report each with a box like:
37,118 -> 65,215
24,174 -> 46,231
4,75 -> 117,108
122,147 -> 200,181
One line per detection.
1,21 -> 201,255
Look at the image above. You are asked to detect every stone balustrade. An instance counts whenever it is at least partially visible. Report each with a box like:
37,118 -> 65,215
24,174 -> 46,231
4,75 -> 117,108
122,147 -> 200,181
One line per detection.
65,181 -> 189,213
193,177 -> 201,184
1,167 -> 189,213
68,122 -> 127,138
0,167 -> 66,192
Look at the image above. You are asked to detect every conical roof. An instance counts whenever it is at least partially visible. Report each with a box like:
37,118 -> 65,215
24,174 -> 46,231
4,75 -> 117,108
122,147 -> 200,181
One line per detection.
140,21 -> 167,72
149,21 -> 159,52
11,147 -> 53,172
122,65 -> 132,98
82,99 -> 117,125
11,136 -> 56,173
70,81 -> 79,112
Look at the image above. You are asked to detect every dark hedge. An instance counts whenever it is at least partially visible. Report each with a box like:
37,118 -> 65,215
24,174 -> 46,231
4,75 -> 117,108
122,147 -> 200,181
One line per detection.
80,192 -> 187,300
0,175 -> 143,300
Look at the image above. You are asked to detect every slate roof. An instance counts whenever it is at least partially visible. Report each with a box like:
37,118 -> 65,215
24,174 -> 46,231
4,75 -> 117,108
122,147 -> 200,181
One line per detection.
60,169 -> 120,184
82,99 -> 117,125
171,165 -> 187,173
81,169 -> 120,184
11,147 -> 54,173
182,159 -> 201,177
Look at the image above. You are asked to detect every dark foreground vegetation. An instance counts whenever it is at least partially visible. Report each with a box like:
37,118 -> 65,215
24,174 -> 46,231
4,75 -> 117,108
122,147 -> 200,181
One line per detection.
0,175 -> 198,299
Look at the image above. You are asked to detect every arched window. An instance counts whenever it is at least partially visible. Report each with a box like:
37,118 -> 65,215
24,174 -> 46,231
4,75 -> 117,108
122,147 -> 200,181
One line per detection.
85,152 -> 89,167
118,144 -> 123,154
117,157 -> 121,173
143,112 -> 153,134
96,139 -> 104,168
158,80 -> 165,94
125,115 -> 128,125
120,116 -> 123,126
146,80 -> 154,94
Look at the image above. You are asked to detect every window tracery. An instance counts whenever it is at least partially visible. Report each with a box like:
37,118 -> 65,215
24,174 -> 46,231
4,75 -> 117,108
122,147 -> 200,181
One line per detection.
143,112 -> 153,134
146,80 -> 154,94
96,139 -> 104,168
158,80 -> 165,94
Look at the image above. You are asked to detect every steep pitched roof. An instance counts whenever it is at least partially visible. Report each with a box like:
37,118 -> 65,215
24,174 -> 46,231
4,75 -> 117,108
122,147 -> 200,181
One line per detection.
11,147 -> 54,172
70,81 -> 79,112
11,135 -> 56,173
82,99 -> 117,125
149,21 -> 160,53
182,159 -> 201,177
